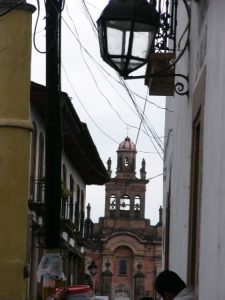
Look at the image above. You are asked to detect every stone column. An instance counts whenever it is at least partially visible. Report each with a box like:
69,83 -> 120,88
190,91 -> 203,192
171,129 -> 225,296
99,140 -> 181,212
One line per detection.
0,2 -> 35,299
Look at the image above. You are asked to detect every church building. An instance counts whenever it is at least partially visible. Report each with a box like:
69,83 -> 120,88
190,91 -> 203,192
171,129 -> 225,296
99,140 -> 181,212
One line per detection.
85,137 -> 162,300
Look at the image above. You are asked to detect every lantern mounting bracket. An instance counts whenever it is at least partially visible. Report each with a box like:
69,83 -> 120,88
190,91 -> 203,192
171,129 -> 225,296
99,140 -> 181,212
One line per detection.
124,73 -> 189,96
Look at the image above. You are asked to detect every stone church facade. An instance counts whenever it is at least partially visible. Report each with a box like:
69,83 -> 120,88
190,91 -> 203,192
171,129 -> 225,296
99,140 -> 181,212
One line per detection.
85,137 -> 162,300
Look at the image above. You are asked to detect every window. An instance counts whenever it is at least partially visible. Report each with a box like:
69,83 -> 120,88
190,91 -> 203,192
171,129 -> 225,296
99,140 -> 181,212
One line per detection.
69,175 -> 74,221
61,164 -> 67,218
124,157 -> 129,167
75,185 -> 80,230
120,195 -> 130,211
29,122 -> 37,198
134,195 -> 141,210
62,164 -> 67,183
110,195 -> 116,210
37,132 -> 44,202
119,259 -> 127,275
80,190 -> 85,233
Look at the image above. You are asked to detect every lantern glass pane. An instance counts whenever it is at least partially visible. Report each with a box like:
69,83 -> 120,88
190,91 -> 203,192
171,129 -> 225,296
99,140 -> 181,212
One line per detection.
132,23 -> 155,59
113,58 -> 127,74
128,58 -> 141,71
106,20 -> 131,56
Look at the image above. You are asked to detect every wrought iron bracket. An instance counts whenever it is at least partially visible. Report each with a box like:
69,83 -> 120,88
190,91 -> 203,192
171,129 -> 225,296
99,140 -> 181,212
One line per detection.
173,74 -> 189,96
124,73 -> 189,96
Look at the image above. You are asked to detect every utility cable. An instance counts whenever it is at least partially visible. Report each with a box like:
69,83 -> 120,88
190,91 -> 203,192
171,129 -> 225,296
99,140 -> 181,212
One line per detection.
33,0 -> 47,54
52,1 -> 165,159
135,91 -> 148,146
61,63 -> 119,145
80,0 -> 98,32
63,5 -> 155,137
119,78 -> 164,158
61,2 -> 169,112
60,91 -> 111,181
147,172 -> 164,181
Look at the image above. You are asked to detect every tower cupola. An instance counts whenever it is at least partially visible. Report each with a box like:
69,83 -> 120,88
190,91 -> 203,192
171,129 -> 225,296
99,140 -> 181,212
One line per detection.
116,137 -> 137,179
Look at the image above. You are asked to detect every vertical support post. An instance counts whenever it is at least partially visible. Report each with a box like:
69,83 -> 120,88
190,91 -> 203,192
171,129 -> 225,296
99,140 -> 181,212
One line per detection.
41,0 -> 63,298
45,0 -> 62,250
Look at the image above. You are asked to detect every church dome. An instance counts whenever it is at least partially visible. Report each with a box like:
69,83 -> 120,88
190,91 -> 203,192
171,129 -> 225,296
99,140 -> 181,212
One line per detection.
118,137 -> 136,152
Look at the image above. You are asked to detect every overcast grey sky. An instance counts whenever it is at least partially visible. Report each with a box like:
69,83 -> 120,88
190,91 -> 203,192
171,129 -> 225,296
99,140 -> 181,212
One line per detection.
28,0 -> 166,225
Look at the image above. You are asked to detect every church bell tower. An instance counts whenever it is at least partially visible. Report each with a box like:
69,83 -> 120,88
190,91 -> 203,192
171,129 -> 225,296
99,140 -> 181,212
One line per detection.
105,137 -> 149,219
84,136 -> 162,300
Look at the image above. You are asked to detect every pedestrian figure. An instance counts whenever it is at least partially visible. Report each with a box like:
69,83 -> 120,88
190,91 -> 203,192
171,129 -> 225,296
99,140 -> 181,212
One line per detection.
51,287 -> 68,300
155,270 -> 194,300
139,296 -> 153,300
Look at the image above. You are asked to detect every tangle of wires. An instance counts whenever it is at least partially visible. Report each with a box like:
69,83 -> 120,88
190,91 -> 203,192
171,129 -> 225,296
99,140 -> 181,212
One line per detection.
33,0 -> 66,54
32,0 -> 165,161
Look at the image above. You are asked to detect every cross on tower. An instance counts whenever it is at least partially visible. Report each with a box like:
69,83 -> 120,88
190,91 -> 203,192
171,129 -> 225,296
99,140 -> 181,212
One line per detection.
126,125 -> 130,137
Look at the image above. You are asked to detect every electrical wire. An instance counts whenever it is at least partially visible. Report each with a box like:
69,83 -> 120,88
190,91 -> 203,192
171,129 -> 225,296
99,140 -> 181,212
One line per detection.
46,0 -> 165,162
135,91 -> 148,146
33,0 -> 47,54
64,0 -> 169,114
85,1 -> 101,12
147,172 -> 164,181
33,0 -> 65,54
63,4 -> 162,142
61,63 -> 119,145
64,2 -> 148,122
61,12 -> 164,157
119,78 -> 164,159
60,91 -> 111,181
79,0 -> 170,115
81,0 -> 164,226
63,6 -> 142,135
80,0 -> 98,32
62,4 -> 168,113
129,89 -> 173,112
59,20 -> 164,158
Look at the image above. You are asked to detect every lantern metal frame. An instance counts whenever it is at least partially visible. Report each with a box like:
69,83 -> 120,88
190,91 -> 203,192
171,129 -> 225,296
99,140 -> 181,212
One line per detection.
97,0 -> 190,96
97,0 -> 160,77
88,260 -> 98,276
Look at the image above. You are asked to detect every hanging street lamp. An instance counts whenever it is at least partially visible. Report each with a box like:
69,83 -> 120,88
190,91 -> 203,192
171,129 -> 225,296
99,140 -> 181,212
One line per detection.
88,261 -> 98,276
97,0 -> 191,96
97,0 -> 160,77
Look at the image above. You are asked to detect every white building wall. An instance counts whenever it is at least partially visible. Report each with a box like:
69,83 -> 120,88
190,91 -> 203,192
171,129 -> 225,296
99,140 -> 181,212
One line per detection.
163,0 -> 193,281
62,153 -> 86,222
163,0 -> 225,298
199,1 -> 225,299
30,106 -> 86,218
62,154 -> 86,194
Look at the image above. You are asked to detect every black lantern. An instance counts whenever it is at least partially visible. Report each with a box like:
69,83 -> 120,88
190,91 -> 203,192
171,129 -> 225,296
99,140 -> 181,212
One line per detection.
88,261 -> 98,276
97,0 -> 160,77
97,0 -> 191,96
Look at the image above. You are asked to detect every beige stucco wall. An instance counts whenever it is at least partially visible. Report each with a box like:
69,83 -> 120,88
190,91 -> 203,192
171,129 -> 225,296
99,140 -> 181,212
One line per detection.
0,5 -> 35,299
